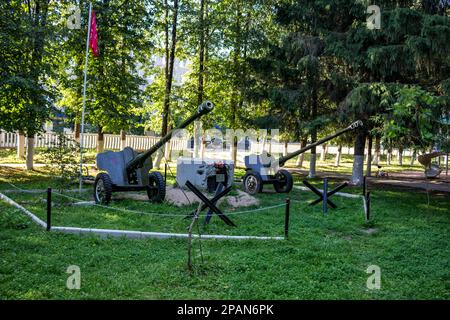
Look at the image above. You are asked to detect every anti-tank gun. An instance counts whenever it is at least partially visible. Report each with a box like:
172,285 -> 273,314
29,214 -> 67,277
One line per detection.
242,120 -> 363,194
94,101 -> 214,204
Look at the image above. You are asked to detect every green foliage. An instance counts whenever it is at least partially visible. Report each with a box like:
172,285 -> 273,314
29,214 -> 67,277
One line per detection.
56,0 -> 154,134
0,0 -> 57,136
1,0 -> 449,163
383,86 -> 440,147
42,131 -> 80,192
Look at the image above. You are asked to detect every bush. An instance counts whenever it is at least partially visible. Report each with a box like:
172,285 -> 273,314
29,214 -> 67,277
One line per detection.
42,131 -> 81,192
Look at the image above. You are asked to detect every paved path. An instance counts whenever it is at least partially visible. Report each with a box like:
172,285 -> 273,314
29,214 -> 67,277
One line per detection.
288,168 -> 450,194
2,163 -> 449,194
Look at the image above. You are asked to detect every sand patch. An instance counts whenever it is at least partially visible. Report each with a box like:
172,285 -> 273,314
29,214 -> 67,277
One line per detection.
361,228 -> 378,235
110,186 -> 259,208
226,190 -> 259,208
165,186 -> 202,207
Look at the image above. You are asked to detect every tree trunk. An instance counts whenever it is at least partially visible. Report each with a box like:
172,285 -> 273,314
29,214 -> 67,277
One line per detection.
97,127 -> 104,154
334,145 -> 342,167
17,131 -> 25,159
398,147 -> 403,166
120,130 -> 126,149
154,149 -> 164,169
164,141 -> 172,162
373,135 -> 380,165
26,136 -> 34,171
387,147 -> 392,165
161,0 -> 179,137
296,138 -> 307,167
352,130 -> 366,185
320,144 -> 328,161
284,141 -> 288,157
366,135 -> 373,177
155,126 -> 172,169
410,150 -> 416,165
193,121 -> 201,158
74,122 -> 81,143
229,4 -> 246,166
231,137 -> 238,165
309,86 -> 318,178
201,131 -> 207,159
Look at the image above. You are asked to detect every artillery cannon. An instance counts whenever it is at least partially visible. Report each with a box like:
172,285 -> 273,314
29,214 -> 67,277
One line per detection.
94,101 -> 214,204
242,120 -> 363,194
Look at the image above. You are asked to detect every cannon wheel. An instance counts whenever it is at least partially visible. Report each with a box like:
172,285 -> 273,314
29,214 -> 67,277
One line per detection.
243,171 -> 263,195
147,171 -> 166,203
274,169 -> 293,193
94,172 -> 113,204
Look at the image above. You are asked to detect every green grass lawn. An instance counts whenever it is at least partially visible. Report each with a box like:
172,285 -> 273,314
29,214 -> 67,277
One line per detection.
1,147 -> 424,176
0,166 -> 449,299
0,148 -> 97,165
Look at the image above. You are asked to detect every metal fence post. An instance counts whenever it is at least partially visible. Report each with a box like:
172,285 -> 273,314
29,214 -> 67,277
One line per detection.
284,198 -> 290,239
323,178 -> 328,214
46,187 -> 52,231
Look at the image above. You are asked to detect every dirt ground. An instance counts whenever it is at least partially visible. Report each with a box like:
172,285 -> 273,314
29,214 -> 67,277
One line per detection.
114,186 -> 260,208
289,168 -> 450,194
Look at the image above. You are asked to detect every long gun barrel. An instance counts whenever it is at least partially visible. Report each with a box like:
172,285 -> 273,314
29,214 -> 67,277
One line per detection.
127,101 -> 214,172
277,120 -> 363,167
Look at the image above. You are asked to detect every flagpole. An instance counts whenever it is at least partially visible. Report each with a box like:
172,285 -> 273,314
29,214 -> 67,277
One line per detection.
79,2 -> 93,192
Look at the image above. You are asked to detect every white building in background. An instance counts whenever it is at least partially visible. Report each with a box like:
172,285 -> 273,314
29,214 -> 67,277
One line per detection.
140,56 -> 191,87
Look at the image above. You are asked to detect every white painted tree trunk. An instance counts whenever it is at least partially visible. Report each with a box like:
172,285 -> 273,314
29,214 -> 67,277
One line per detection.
352,155 -> 364,185
26,137 -> 34,170
320,144 -> 328,161
352,131 -> 366,185
372,136 -> 380,165
295,139 -> 306,167
334,145 -> 342,167
308,153 -> 316,178
193,121 -> 201,158
387,149 -> 392,165
296,153 -> 304,167
154,149 -> 164,169
366,136 -> 373,177
164,141 -> 172,161
201,131 -> 207,159
97,139 -> 104,153
410,150 -> 416,165
17,132 -> 25,158
97,130 -> 104,154
445,154 -> 449,175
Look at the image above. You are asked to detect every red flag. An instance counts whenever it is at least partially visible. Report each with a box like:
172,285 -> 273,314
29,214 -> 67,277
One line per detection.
89,10 -> 99,57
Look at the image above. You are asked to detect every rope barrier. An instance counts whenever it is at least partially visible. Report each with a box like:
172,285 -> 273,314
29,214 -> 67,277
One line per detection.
4,182 -> 47,194
52,190 -> 285,217
4,181 -> 287,217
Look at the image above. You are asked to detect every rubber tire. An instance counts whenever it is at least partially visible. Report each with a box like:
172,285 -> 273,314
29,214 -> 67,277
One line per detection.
94,173 -> 113,204
242,171 -> 263,195
147,171 -> 166,203
273,169 -> 294,193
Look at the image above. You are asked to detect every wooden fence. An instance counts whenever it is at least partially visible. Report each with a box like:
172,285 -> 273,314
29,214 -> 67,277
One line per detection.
0,131 -> 189,152
0,130 -> 413,158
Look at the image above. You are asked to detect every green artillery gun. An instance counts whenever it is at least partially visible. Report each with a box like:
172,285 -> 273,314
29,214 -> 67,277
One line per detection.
94,101 -> 214,204
242,121 -> 363,194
